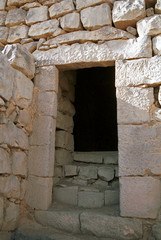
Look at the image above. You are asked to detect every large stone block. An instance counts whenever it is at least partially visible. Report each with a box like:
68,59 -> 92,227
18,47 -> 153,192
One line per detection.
55,149 -> 73,165
3,44 -> 35,79
55,130 -> 74,152
118,125 -> 161,176
116,87 -> 154,124
78,191 -> 104,208
7,25 -> 29,43
0,148 -> 11,174
12,151 -> 27,177
0,27 -> 8,44
53,186 -> 78,205
112,0 -> 146,30
120,177 -> 161,219
98,167 -> 114,182
116,56 -> 161,87
0,0 -> 6,10
0,176 -> 20,199
26,6 -> 48,25
5,8 -> 26,27
73,152 -> 103,163
49,0 -> 74,19
103,151 -> 118,164
56,111 -> 74,133
79,166 -> 98,180
64,165 -> 78,177
60,12 -> 82,32
81,3 -> 112,30
76,0 -> 114,11
105,189 -> 119,206
26,176 -> 53,210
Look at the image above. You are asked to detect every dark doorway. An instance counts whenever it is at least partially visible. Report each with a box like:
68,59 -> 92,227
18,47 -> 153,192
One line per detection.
73,67 -> 117,151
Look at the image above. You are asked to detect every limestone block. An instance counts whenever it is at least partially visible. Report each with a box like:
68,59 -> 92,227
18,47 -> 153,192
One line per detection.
0,176 -> 20,199
81,4 -> 112,30
105,189 -> 119,206
28,145 -> 55,177
137,15 -> 161,37
0,197 -> 4,229
64,165 -> 78,177
0,11 -> 7,26
26,6 -> 49,25
112,0 -> 146,30
55,130 -> 74,152
7,0 -> 35,6
152,34 -> 161,55
116,87 -> 154,124
98,167 -> 114,182
49,0 -> 74,19
3,44 -> 35,79
76,0 -> 114,11
78,191 -> 104,208
126,26 -> 137,36
120,177 -> 161,219
56,111 -> 74,133
34,36 -> 152,69
17,109 -> 31,131
21,2 -> 41,10
43,26 -> 135,47
152,107 -> 161,121
2,201 -> 19,231
0,148 -> 11,174
54,166 -> 63,177
5,8 -> 26,27
80,212 -> 143,239
73,152 -> 103,163
0,0 -> 6,10
55,149 -> 73,165
28,19 -> 60,39
115,56 -> 161,88
26,176 -> 53,210
23,41 -> 37,53
58,96 -> 75,117
12,151 -> 27,177
12,70 -> 34,109
7,25 -> 29,43
34,65 -> 58,92
79,166 -> 98,180
155,0 -> 161,13
53,186 -> 78,205
60,13 -> 82,32
0,27 -> 8,44
152,223 -> 161,240
146,7 -> 154,16
103,151 -> 118,164
30,116 -> 56,147
118,124 -> 161,176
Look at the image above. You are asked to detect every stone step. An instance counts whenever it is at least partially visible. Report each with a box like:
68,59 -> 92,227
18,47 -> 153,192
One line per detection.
34,203 -> 143,240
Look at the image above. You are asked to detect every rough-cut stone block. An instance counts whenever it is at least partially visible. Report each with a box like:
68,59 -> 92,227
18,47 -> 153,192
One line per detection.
56,130 -> 74,152
103,151 -> 118,164
0,11 -> 7,26
76,0 -> 114,11
5,8 -> 26,27
0,148 -> 11,174
73,152 -> 103,163
55,149 -> 73,165
0,176 -> 20,199
146,7 -> 154,16
105,189 -> 119,206
152,223 -> 161,240
78,191 -> 104,208
137,14 -> 161,37
116,56 -> 161,87
98,167 -> 114,182
26,176 -> 53,210
112,0 -> 146,30
152,34 -> 161,55
0,0 -> 6,10
23,41 -> 37,53
155,0 -> 161,13
53,186 -> 78,205
0,27 -> 8,44
0,197 -> 4,229
64,165 -> 78,177
21,2 -> 41,10
49,0 -> 74,19
126,26 -> 137,36
116,87 -> 154,124
79,166 -> 98,180
80,212 -> 142,239
7,0 -> 35,6
58,96 -> 75,117
81,4 -> 112,30
26,6 -> 48,25
34,36 -> 152,69
56,111 -> 74,133
12,151 -> 27,177
60,13 -> 82,32
28,19 -> 60,39
3,44 -> 35,79
120,177 -> 161,219
118,125 -> 161,176
7,25 -> 29,43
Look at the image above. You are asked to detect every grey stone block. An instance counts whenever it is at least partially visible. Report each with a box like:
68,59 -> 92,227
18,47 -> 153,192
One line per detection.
105,189 -> 119,206
98,167 -> 114,182
73,152 -> 103,163
78,191 -> 104,208
53,186 -> 78,205
103,151 -> 118,164
79,166 -> 98,180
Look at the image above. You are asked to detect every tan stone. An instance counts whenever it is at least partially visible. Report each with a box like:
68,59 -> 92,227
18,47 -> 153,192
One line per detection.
26,6 -> 49,25
55,149 -> 73,165
43,0 -> 57,6
0,148 -> 11,174
58,96 -> 75,116
0,11 -> 7,26
3,44 -> 35,79
155,0 -> 161,13
60,12 -> 82,32
0,0 -> 6,10
76,0 -> 114,11
5,8 -> 26,27
26,176 -> 53,210
56,111 -> 74,133
81,4 -> 112,30
55,130 -> 74,152
49,0 -> 74,19
120,177 -> 161,219
0,197 -> 4,229
126,26 -> 137,36
18,109 -> 31,129
152,34 -> 161,55
112,0 -> 146,30
21,2 -> 41,10
7,25 -> 29,43
7,0 -> 35,6
0,27 -> 8,44
0,176 -> 20,199
20,179 -> 26,200
23,41 -> 38,53
20,38 -> 33,44
12,151 -> 27,177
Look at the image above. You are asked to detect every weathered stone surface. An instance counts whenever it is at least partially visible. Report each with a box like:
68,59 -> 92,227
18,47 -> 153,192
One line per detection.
155,0 -> 161,13
81,4 -> 112,30
0,197 -> 4,229
152,34 -> 161,55
55,130 -> 74,152
7,25 -> 29,43
79,166 -> 98,179
120,177 -> 161,219
55,149 -> 73,165
152,107 -> 161,121
12,151 -> 27,177
43,26 -> 135,46
60,13 -> 82,32
78,191 -> 104,208
53,186 -> 78,205
7,0 -> 35,6
112,0 -> 146,30
0,176 -> 20,199
73,152 -> 103,163
103,151 -> 118,164
76,0 -> 114,11
0,27 -> 8,44
116,56 -> 161,87
26,6 -> 48,25
0,148 -> 11,174
17,109 -> 31,131
0,232 -> 12,240
64,165 -> 78,177
58,96 -> 75,117
54,166 -> 63,178
3,44 -> 35,79
152,223 -> 161,240
126,26 -> 137,36
28,19 -> 60,39
137,14 -> 161,37
116,87 -> 154,124
49,0 -> 74,19
2,201 -> 20,231
21,2 -> 41,10
5,8 -> 26,27
0,0 -> 6,10
34,36 -> 152,69
98,167 -> 114,182
23,41 -> 37,53
0,11 -> 7,26
12,70 -> 34,109
105,190 -> 119,206
56,111 -> 74,133
146,7 -> 154,16
81,212 -> 143,239
26,176 -> 53,210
